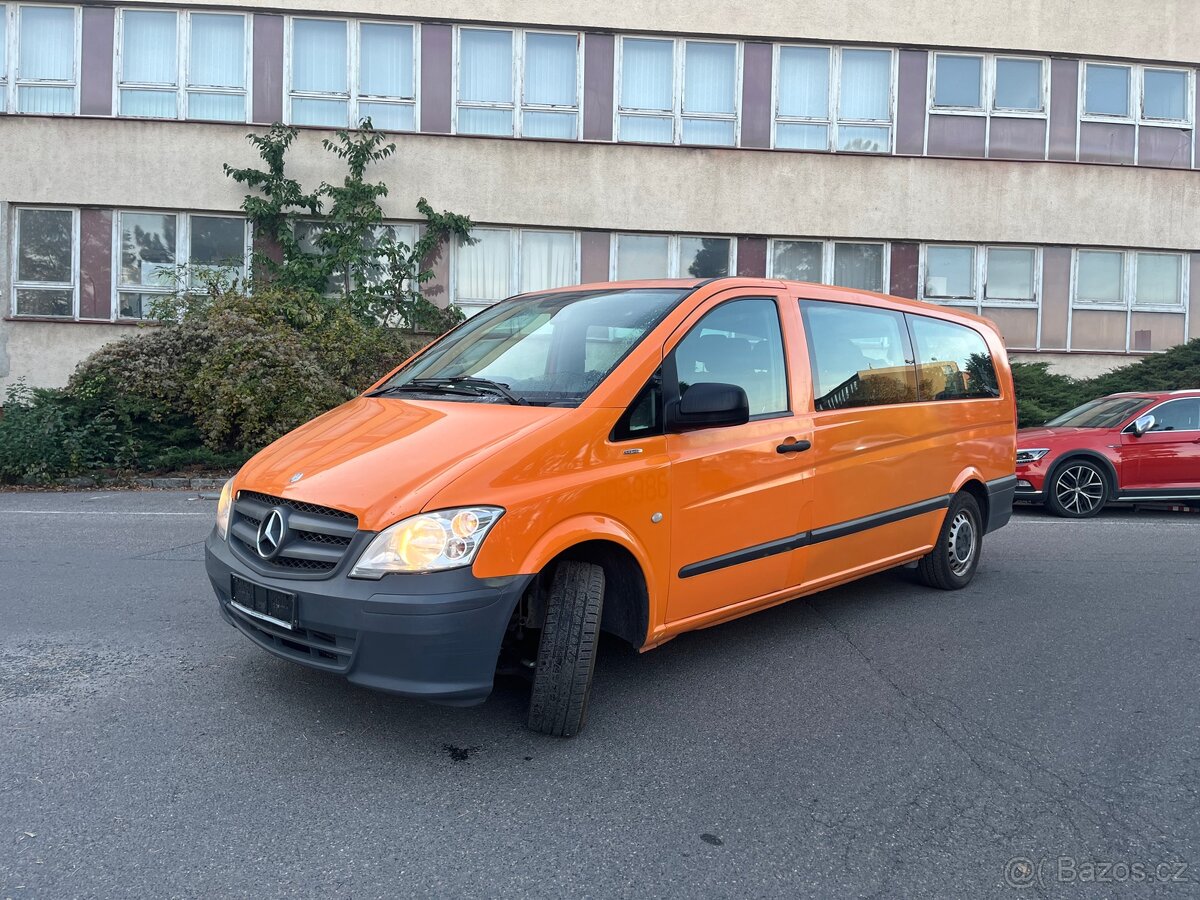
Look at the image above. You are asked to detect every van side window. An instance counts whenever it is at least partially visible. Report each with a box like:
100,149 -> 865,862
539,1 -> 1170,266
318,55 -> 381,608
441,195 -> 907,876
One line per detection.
612,371 -> 663,440
670,299 -> 789,417
800,300 -> 917,410
907,315 -> 1000,401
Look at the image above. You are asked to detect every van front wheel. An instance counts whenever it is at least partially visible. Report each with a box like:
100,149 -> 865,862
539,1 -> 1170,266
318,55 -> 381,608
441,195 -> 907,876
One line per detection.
917,492 -> 983,590
526,560 -> 605,738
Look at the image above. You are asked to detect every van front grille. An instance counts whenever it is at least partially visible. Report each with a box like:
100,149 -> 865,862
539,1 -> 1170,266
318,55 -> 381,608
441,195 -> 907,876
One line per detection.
228,491 -> 359,578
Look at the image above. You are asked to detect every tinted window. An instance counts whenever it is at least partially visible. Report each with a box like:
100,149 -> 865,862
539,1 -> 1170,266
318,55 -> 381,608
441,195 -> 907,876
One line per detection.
1147,398 -> 1200,432
907,315 -> 1000,400
613,372 -> 663,441
1046,397 -> 1151,428
671,299 -> 788,417
801,300 -> 916,410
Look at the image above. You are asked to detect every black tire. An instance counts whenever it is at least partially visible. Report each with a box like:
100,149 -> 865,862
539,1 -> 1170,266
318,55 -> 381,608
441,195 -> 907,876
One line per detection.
527,560 -> 604,738
917,492 -> 983,590
1046,459 -> 1109,518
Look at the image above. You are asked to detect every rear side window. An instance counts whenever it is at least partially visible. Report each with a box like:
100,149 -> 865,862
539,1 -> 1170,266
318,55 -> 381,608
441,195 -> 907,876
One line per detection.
908,315 -> 1000,400
800,300 -> 917,410
1146,398 -> 1200,431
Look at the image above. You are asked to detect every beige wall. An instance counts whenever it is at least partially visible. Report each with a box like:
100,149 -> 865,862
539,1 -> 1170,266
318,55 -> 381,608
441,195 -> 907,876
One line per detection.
117,0 -> 1200,66
1009,351 -> 1142,379
4,118 -> 1199,252
0,321 -> 141,391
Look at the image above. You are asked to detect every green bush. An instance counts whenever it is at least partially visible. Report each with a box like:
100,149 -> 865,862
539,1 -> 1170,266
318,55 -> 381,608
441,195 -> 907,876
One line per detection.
1012,339 -> 1200,427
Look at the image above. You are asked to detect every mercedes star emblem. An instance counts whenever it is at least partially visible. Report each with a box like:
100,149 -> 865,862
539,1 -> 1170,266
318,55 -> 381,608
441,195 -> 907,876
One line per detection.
255,508 -> 287,560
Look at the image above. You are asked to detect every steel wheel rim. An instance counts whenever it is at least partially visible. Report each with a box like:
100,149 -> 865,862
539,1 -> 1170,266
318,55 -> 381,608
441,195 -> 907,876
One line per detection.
1055,465 -> 1105,515
947,511 -> 976,577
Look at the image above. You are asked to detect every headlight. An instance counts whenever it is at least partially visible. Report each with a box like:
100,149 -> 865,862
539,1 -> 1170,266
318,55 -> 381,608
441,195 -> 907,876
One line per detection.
1016,448 -> 1049,465
350,507 -> 503,578
216,478 -> 234,540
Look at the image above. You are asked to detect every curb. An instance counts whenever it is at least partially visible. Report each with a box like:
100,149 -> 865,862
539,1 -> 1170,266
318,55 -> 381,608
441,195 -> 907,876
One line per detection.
60,475 -> 234,491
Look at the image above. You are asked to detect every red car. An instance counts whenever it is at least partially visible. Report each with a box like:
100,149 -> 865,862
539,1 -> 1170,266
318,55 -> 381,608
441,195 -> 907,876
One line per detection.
1016,390 -> 1200,517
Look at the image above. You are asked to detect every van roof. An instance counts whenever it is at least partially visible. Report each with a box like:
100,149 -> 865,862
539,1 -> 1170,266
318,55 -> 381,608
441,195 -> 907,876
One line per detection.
529,277 -> 1000,328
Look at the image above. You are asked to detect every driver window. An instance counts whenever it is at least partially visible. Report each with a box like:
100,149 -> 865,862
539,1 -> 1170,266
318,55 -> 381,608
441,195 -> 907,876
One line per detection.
670,299 -> 789,417
1148,399 -> 1200,432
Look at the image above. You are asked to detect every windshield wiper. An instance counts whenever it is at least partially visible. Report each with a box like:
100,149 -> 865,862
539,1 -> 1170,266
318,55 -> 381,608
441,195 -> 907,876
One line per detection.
446,376 -> 527,406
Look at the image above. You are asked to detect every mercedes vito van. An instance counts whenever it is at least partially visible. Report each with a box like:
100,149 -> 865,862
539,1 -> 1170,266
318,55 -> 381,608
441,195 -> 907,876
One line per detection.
205,278 -> 1017,736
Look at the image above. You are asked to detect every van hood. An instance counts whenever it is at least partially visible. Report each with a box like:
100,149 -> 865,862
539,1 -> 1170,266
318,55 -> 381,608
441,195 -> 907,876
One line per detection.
234,396 -> 567,531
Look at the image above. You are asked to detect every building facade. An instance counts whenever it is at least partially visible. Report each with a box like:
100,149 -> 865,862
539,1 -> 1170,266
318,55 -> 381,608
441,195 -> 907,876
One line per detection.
2,0 -> 1198,391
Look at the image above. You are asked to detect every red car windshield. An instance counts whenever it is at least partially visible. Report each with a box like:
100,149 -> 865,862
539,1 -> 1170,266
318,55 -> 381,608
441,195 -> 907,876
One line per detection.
1045,397 -> 1152,428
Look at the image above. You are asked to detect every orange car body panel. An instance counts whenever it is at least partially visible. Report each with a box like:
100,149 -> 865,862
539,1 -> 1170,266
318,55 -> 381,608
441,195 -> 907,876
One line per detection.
231,278 -> 1016,650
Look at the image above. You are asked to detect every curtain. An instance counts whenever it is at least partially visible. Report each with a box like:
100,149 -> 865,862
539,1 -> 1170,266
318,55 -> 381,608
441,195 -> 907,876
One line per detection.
925,246 -> 974,298
18,6 -> 73,80
986,248 -> 1035,301
520,231 -> 576,292
293,19 -> 347,94
1084,65 -> 1129,117
772,241 -> 822,281
460,29 -> 512,103
778,46 -> 829,119
1135,253 -> 1182,305
189,93 -> 244,121
522,111 -> 575,139
123,11 -> 177,85
616,235 -> 669,279
360,22 -> 412,98
0,7 -> 7,76
683,41 -> 735,115
833,243 -> 884,291
621,38 -> 672,110
619,114 -> 672,142
190,14 -> 244,89
457,229 -> 511,301
1143,69 -> 1187,120
994,58 -> 1041,111
525,32 -> 575,106
933,55 -> 982,108
839,49 -> 890,121
1077,251 -> 1123,302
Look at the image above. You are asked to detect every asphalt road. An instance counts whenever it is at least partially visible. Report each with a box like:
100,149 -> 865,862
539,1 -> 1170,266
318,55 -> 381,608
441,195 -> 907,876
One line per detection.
1,491 -> 1197,899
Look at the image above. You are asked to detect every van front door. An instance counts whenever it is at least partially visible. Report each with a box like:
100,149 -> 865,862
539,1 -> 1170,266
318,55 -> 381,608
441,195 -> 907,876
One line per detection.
664,294 -> 813,625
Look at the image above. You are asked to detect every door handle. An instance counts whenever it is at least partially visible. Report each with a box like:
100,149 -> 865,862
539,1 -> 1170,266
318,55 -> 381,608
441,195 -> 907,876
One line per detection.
777,439 -> 812,454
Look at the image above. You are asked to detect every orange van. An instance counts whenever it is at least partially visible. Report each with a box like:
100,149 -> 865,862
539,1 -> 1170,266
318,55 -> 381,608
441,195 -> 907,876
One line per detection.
205,278 -> 1017,736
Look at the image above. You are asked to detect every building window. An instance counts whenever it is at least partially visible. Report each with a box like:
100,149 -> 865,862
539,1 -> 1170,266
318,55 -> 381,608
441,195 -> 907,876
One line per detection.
1082,62 -> 1193,126
920,244 -> 1040,309
293,220 -> 418,295
1074,249 -> 1125,306
617,37 -> 739,146
768,240 -> 889,292
1133,252 -> 1184,309
11,207 -> 77,317
117,211 -> 248,318
612,233 -> 734,279
931,53 -> 1046,116
775,46 -> 893,152
288,17 -> 417,130
455,28 -> 579,138
0,5 -> 7,98
14,3 -> 77,114
454,228 -> 579,315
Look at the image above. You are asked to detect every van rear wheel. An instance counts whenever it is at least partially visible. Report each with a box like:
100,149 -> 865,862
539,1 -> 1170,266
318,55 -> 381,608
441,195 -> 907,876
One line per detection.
527,560 -> 605,738
917,492 -> 983,590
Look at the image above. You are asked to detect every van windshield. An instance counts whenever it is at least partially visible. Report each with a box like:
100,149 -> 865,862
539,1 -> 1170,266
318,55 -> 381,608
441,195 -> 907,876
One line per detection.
373,288 -> 690,407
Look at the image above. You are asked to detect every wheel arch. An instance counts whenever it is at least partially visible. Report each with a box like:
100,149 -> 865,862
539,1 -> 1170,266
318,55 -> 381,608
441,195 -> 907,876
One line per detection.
1046,450 -> 1119,495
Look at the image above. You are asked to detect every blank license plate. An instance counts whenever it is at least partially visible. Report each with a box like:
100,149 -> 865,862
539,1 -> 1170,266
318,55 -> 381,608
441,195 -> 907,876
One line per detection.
230,574 -> 296,629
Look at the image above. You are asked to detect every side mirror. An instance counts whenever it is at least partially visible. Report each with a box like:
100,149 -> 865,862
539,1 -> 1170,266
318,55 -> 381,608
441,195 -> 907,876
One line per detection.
1131,414 -> 1155,437
666,382 -> 750,432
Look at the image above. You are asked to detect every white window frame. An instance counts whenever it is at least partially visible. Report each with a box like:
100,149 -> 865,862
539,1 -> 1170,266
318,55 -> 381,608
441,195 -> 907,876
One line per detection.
609,233 -> 739,280
451,227 -> 581,313
114,8 -> 251,122
766,239 -> 891,293
0,4 -> 7,101
10,205 -> 79,319
112,210 -> 250,320
615,35 -> 742,147
8,2 -> 81,115
772,44 -> 897,154
451,25 -> 582,139
1069,248 -> 1190,353
285,16 -> 420,130
918,243 -> 1042,309
928,52 -> 1049,118
1078,62 -> 1195,165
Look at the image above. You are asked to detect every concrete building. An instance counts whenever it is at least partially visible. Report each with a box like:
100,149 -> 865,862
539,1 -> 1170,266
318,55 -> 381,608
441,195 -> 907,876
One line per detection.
2,0 -> 1198,391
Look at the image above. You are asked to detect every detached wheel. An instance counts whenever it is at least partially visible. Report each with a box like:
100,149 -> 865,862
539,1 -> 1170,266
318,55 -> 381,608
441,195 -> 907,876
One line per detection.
1047,460 -> 1108,518
917,492 -> 983,590
527,560 -> 604,738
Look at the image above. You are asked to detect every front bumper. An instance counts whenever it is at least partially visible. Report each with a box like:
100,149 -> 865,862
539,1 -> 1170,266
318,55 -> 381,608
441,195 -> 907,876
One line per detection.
205,530 -> 533,706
